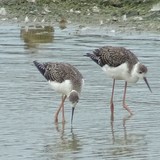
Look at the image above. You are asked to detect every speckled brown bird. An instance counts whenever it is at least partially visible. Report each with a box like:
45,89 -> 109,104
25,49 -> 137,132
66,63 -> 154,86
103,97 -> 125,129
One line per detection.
85,46 -> 151,117
33,61 -> 84,124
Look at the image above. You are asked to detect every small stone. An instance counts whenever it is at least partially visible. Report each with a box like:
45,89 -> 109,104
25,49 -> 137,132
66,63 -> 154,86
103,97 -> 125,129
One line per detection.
112,17 -> 118,21
70,9 -> 74,13
0,7 -> 7,16
44,6 -> 51,13
133,16 -> 143,21
122,14 -> 127,21
75,10 -> 81,14
150,2 -> 160,12
24,16 -> 29,23
92,6 -> 100,13
27,0 -> 36,2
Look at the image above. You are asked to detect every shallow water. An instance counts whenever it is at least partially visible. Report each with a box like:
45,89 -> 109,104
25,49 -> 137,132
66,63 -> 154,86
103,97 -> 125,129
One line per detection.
0,22 -> 160,160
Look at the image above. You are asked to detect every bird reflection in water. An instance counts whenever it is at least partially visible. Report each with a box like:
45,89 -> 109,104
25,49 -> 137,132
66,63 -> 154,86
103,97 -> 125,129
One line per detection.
20,25 -> 54,50
55,123 -> 81,152
110,115 -> 147,157
44,123 -> 81,159
111,115 -> 132,145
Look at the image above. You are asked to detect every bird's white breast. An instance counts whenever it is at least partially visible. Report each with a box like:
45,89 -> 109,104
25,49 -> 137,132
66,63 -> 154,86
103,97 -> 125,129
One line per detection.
48,80 -> 72,96
102,63 -> 129,80
102,62 -> 139,83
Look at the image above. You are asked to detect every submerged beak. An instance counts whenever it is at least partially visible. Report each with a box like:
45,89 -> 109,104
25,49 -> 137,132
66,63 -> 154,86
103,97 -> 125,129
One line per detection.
71,107 -> 75,125
143,77 -> 152,92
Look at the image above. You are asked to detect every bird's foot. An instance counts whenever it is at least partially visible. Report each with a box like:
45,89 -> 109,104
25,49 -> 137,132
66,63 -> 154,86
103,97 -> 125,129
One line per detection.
123,103 -> 133,115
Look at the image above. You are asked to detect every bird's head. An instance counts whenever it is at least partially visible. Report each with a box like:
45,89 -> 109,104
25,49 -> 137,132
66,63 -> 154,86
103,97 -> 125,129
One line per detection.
68,90 -> 79,124
136,64 -> 148,78
136,64 -> 152,92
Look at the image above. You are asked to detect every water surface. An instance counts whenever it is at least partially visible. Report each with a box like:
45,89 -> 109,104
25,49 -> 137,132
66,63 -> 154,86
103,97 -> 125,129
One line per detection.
0,23 -> 160,160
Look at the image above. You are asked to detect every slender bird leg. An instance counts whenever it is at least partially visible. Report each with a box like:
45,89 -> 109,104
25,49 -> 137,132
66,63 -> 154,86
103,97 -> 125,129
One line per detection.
61,95 -> 67,124
54,95 -> 66,123
110,79 -> 115,121
54,99 -> 63,123
123,82 -> 133,115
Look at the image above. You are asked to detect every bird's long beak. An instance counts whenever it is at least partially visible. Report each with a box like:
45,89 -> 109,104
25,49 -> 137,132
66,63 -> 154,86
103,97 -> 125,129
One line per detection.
143,77 -> 152,92
71,107 -> 75,125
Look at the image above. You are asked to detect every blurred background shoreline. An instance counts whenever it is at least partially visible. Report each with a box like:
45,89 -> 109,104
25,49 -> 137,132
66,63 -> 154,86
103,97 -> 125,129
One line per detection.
0,0 -> 160,32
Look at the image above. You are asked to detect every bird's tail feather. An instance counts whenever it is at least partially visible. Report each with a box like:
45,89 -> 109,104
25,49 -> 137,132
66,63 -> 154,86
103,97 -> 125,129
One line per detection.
33,61 -> 45,76
84,53 -> 99,65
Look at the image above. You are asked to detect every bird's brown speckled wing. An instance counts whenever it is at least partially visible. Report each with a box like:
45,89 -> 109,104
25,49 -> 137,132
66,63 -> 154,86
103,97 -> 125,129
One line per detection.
34,61 -> 83,85
43,63 -> 67,83
93,46 -> 139,68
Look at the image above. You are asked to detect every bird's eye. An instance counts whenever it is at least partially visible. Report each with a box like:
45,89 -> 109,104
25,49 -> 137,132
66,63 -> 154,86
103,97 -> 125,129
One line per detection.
139,71 -> 142,74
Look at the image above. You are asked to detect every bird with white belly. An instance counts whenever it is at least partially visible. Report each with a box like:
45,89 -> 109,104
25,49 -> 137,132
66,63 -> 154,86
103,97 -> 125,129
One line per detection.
33,61 -> 84,124
85,46 -> 152,117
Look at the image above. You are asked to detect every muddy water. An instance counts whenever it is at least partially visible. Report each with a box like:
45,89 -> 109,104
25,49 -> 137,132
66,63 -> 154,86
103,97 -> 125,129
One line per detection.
0,22 -> 160,160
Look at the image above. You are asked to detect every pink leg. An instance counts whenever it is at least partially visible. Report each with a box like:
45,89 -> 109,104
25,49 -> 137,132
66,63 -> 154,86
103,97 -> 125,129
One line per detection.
123,82 -> 133,115
61,95 -> 67,123
110,79 -> 115,121
54,95 -> 67,123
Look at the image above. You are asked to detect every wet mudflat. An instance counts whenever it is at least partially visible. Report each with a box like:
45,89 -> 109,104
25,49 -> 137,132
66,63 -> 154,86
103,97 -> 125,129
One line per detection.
0,22 -> 160,160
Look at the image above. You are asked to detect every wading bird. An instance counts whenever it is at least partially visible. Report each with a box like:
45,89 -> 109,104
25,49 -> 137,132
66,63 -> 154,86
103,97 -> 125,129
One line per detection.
85,46 -> 152,118
33,61 -> 84,124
